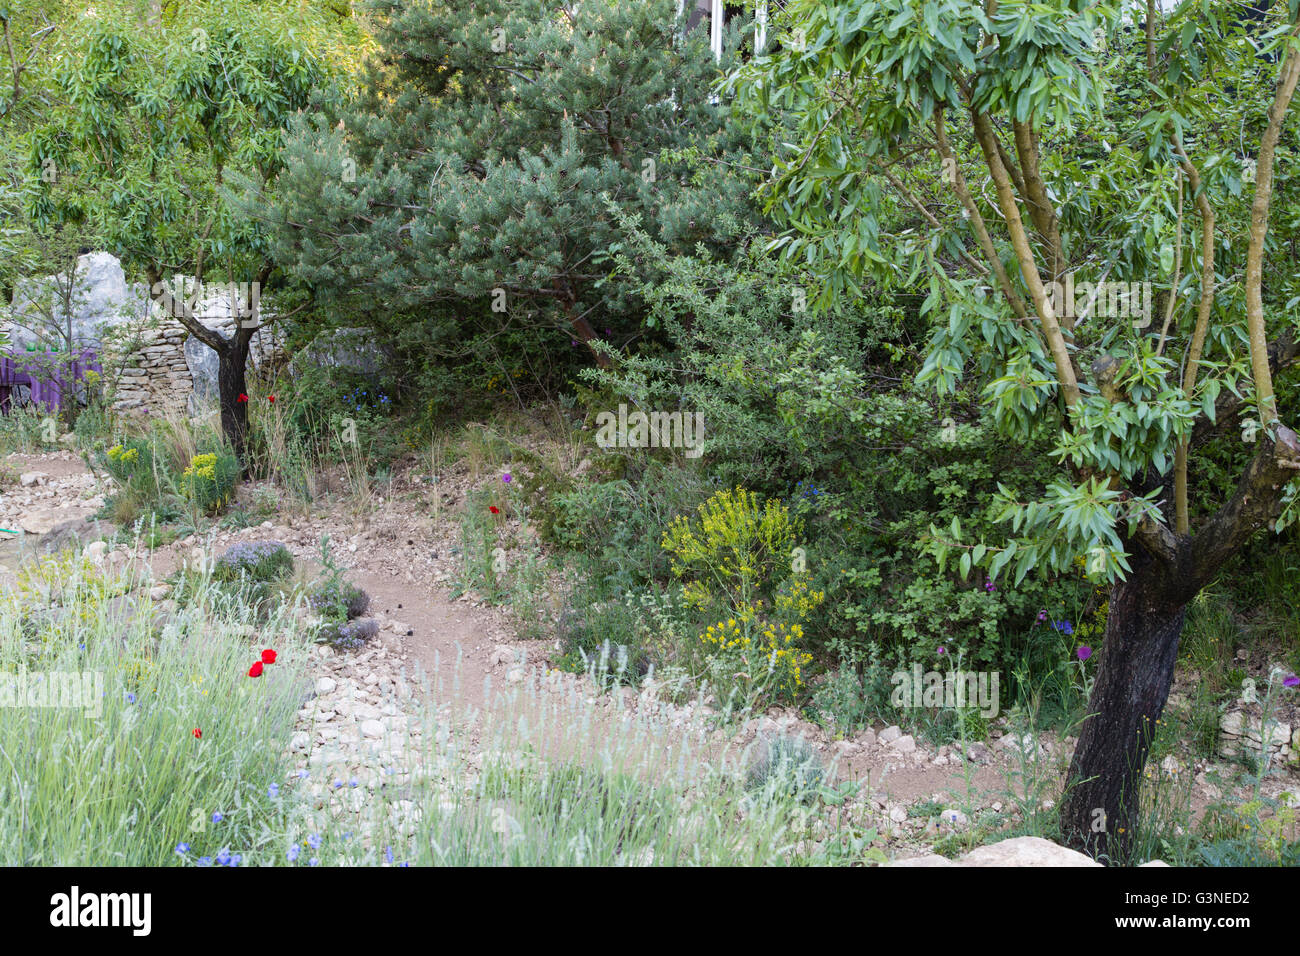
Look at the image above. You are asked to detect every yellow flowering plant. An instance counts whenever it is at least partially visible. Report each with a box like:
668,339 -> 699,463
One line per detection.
181,451 -> 240,515
661,486 -> 802,611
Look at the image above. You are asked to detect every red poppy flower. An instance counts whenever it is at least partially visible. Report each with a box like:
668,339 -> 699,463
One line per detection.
261,648 -> 277,665
248,661 -> 264,678
489,505 -> 500,514
193,728 -> 202,739
267,395 -> 276,403
237,393 -> 249,403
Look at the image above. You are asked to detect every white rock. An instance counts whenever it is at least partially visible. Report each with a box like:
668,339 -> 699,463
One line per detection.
360,719 -> 384,739
878,725 -> 902,744
84,541 -> 109,562
19,472 -> 47,488
315,676 -> 337,695
889,734 -> 917,754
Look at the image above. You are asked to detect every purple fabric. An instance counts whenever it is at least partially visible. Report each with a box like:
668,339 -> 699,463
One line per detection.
0,348 -> 100,414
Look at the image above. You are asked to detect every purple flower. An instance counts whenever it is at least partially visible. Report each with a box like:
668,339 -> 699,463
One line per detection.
1053,621 -> 1074,635
502,473 -> 512,484
937,646 -> 946,655
385,846 -> 394,864
1036,610 -> 1047,623
1284,673 -> 1299,688
288,844 -> 300,862
983,579 -> 995,593
268,783 -> 279,798
1077,645 -> 1092,662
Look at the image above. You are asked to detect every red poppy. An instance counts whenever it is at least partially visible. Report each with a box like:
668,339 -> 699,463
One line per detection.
489,505 -> 500,514
193,728 -> 202,739
248,661 -> 264,678
267,395 -> 276,403
261,648 -> 277,665
237,393 -> 249,403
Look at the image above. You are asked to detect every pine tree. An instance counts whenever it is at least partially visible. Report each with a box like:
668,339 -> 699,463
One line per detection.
267,0 -> 762,374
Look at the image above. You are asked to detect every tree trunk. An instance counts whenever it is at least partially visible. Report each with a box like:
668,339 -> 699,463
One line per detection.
216,339 -> 251,468
1059,559 -> 1188,862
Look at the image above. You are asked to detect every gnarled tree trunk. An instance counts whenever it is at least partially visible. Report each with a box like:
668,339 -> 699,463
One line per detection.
1059,554 -> 1188,862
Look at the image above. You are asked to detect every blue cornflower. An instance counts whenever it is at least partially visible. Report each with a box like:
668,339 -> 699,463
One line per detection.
226,854 -> 242,867
268,783 -> 279,798
309,857 -> 319,867
196,856 -> 212,867
333,779 -> 343,790
211,811 -> 223,823
297,769 -> 309,779
288,844 -> 300,862
125,692 -> 137,704
398,862 -> 410,867
385,846 -> 394,863
349,777 -> 359,788
215,847 -> 232,866
1052,621 -> 1074,635
308,833 -> 322,850
175,843 -> 190,855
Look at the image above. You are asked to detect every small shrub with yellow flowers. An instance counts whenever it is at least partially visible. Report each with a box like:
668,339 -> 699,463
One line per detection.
661,486 -> 801,611
181,451 -> 240,515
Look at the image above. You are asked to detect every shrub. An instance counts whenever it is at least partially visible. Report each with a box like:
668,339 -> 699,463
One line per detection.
307,579 -> 371,622
661,486 -> 802,612
181,451 -> 240,515
213,542 -> 295,584
316,616 -> 380,651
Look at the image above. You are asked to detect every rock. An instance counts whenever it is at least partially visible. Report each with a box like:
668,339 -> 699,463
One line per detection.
19,472 -> 47,487
84,541 -> 109,562
878,725 -> 902,744
858,728 -> 877,747
964,742 -> 992,764
958,836 -> 1101,867
1138,859 -> 1170,867
889,734 -> 917,754
149,585 -> 171,601
37,517 -> 100,554
940,808 -> 969,827
290,732 -> 310,752
18,510 -> 60,535
360,719 -> 384,739
888,806 -> 907,824
316,676 -> 337,695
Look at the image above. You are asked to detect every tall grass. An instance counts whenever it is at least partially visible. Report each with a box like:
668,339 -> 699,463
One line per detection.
0,549 -> 311,865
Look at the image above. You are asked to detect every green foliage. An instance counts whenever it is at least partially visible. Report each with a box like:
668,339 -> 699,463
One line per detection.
745,735 -> 825,802
213,541 -> 295,586
180,452 -> 241,515
269,0 -> 764,390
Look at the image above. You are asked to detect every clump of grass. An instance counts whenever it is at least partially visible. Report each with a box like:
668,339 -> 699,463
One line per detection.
745,734 -> 824,801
